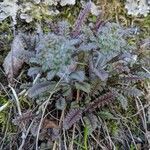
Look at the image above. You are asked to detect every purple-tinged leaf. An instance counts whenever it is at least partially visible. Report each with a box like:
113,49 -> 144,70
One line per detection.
85,92 -> 116,112
63,108 -> 82,130
3,34 -> 25,83
71,2 -> 91,37
93,68 -> 108,81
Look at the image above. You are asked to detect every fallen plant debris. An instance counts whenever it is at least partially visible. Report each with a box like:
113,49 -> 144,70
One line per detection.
0,0 -> 150,149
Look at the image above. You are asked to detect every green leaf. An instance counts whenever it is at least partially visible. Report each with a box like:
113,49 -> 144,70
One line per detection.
70,101 -> 80,109
47,71 -> 56,80
75,82 -> 91,93
117,93 -> 128,110
124,87 -> 143,97
99,111 -> 114,120
69,71 -> 85,82
83,113 -> 98,135
62,84 -> 72,97
55,98 -> 66,110
84,125 -> 89,150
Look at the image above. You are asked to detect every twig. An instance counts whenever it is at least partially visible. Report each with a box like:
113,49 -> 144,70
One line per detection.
33,73 -> 41,85
0,102 -> 9,112
0,82 -> 11,98
52,108 -> 66,150
123,122 -> 138,150
136,97 -> 148,132
9,85 -> 31,150
35,74 -> 66,150
18,119 -> 35,150
63,128 -> 68,150
136,97 -> 150,147
129,103 -> 150,118
69,89 -> 80,149
18,89 -> 27,96
69,125 -> 76,150
81,118 -> 106,149
9,85 -> 22,116
103,121 -> 116,150
91,134 -> 106,150
142,67 -> 150,75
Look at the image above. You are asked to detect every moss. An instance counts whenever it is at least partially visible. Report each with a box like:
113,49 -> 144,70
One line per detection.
0,96 -> 9,132
0,20 -> 13,67
0,0 -> 149,149
108,120 -> 119,136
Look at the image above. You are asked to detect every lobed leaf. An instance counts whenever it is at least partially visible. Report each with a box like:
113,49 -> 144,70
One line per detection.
85,92 -> 116,112
63,108 -> 83,130
71,2 -> 91,37
123,87 -> 143,97
28,81 -> 56,98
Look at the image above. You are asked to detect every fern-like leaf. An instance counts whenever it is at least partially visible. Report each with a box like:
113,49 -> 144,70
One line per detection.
123,87 -> 143,97
85,92 -> 116,112
119,75 -> 143,83
116,93 -> 128,110
90,79 -> 103,96
28,81 -> 56,98
71,2 -> 91,37
63,108 -> 83,129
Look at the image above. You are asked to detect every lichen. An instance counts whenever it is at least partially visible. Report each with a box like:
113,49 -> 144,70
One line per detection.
125,0 -> 150,16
